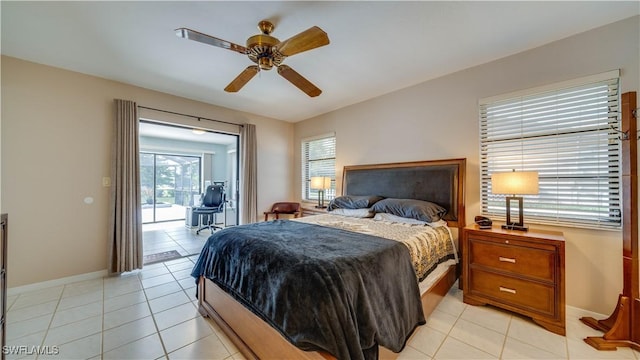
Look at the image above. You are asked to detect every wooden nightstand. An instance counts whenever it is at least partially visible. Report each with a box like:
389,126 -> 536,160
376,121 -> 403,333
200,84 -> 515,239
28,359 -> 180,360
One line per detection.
301,206 -> 328,216
462,225 -> 566,335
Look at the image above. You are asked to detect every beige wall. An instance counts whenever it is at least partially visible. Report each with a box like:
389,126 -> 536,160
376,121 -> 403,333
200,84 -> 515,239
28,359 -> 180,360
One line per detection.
1,56 -> 295,287
294,16 -> 640,314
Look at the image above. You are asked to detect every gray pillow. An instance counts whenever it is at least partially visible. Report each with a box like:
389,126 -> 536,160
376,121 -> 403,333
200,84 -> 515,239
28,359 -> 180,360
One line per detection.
371,198 -> 447,222
327,195 -> 385,211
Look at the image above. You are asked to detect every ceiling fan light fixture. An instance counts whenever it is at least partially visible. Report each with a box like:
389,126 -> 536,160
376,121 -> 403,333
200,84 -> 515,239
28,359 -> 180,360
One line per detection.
258,57 -> 273,70
176,20 -> 329,96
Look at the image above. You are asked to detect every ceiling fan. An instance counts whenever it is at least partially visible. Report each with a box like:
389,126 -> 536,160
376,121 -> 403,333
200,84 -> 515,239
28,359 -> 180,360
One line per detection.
175,20 -> 330,97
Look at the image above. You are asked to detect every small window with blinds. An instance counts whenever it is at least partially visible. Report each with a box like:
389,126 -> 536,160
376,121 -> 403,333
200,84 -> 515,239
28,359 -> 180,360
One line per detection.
302,134 -> 336,201
480,70 -> 621,229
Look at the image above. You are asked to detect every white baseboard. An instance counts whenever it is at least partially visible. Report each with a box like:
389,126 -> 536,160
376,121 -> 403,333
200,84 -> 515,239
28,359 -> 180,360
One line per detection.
7,269 -> 108,296
566,305 -> 607,320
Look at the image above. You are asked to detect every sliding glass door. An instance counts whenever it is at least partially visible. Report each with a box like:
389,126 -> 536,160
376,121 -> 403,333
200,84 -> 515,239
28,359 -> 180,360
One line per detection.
140,153 -> 201,223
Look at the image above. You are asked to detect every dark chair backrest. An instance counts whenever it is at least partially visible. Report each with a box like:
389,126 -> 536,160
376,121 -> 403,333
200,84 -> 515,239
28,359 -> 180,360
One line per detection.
202,184 -> 225,207
270,202 -> 300,214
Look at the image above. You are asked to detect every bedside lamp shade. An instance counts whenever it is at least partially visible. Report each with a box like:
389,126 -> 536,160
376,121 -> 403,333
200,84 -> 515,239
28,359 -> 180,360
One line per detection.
310,176 -> 331,190
310,176 -> 331,209
491,170 -> 539,231
492,171 -> 539,195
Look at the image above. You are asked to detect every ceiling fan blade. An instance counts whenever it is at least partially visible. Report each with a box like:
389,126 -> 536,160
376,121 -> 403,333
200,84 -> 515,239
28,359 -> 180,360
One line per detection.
224,66 -> 259,93
277,65 -> 322,97
175,28 -> 247,54
273,26 -> 330,57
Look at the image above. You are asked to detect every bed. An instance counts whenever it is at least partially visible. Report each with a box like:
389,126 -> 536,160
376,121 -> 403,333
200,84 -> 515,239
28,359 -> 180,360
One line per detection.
192,158 -> 466,359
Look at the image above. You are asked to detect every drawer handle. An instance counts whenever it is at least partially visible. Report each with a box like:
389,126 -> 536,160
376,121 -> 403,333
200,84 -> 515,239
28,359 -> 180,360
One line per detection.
499,286 -> 517,294
499,256 -> 516,263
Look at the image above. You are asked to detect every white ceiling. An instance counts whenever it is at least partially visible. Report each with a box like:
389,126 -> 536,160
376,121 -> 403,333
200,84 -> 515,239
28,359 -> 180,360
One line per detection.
2,1 -> 639,123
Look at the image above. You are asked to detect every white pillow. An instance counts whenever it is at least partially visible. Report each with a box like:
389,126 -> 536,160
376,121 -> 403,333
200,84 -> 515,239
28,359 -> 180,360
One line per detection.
373,212 -> 447,227
328,208 -> 374,218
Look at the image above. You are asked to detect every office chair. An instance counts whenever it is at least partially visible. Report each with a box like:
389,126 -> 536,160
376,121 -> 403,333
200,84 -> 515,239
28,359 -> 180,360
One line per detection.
193,184 -> 225,234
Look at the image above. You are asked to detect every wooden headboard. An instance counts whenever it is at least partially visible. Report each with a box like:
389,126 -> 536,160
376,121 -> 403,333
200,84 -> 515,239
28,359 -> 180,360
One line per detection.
342,158 -> 466,229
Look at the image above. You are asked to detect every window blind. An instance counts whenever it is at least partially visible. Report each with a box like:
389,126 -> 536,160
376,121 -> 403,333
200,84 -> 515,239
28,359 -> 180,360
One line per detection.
480,72 -> 621,229
301,134 -> 336,201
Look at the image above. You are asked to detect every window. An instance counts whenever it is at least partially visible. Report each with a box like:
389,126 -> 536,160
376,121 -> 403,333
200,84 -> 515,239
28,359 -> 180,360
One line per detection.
140,153 -> 201,223
480,71 -> 621,229
302,134 -> 336,201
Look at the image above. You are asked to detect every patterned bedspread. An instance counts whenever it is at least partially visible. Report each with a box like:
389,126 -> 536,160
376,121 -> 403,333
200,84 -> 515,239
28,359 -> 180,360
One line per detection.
294,214 -> 456,281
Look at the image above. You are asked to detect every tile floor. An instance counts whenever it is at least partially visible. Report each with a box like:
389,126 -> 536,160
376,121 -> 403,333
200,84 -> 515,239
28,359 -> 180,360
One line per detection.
142,221 -> 212,264
6,253 -> 640,359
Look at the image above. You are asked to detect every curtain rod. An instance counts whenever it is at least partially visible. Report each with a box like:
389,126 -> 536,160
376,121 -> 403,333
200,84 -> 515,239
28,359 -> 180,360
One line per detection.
138,105 -> 244,128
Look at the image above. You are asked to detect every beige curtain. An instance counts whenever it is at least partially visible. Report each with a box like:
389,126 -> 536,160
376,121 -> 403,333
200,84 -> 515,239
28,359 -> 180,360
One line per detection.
240,123 -> 258,224
108,99 -> 143,274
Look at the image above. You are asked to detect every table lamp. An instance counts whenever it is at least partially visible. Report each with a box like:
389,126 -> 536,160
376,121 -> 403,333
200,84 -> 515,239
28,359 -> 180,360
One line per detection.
491,170 -> 539,231
310,176 -> 331,209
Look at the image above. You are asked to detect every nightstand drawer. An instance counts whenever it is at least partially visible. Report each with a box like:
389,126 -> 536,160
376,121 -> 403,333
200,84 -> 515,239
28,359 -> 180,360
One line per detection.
469,268 -> 555,316
468,239 -> 556,282
462,226 -> 565,335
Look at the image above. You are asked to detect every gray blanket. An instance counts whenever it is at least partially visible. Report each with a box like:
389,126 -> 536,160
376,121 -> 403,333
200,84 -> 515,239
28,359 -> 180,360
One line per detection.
191,220 -> 425,360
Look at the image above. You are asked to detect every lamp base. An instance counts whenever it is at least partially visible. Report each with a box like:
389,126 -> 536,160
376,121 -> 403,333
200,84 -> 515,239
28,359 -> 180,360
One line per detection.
501,223 -> 529,231
503,196 -> 528,231
314,205 -> 327,209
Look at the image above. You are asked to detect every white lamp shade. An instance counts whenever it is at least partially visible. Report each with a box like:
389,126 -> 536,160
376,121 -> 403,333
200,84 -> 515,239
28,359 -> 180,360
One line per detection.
491,171 -> 539,195
310,176 -> 331,190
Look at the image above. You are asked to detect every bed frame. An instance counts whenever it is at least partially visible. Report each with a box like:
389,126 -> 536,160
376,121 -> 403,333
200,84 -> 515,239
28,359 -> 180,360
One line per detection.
197,158 -> 466,359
